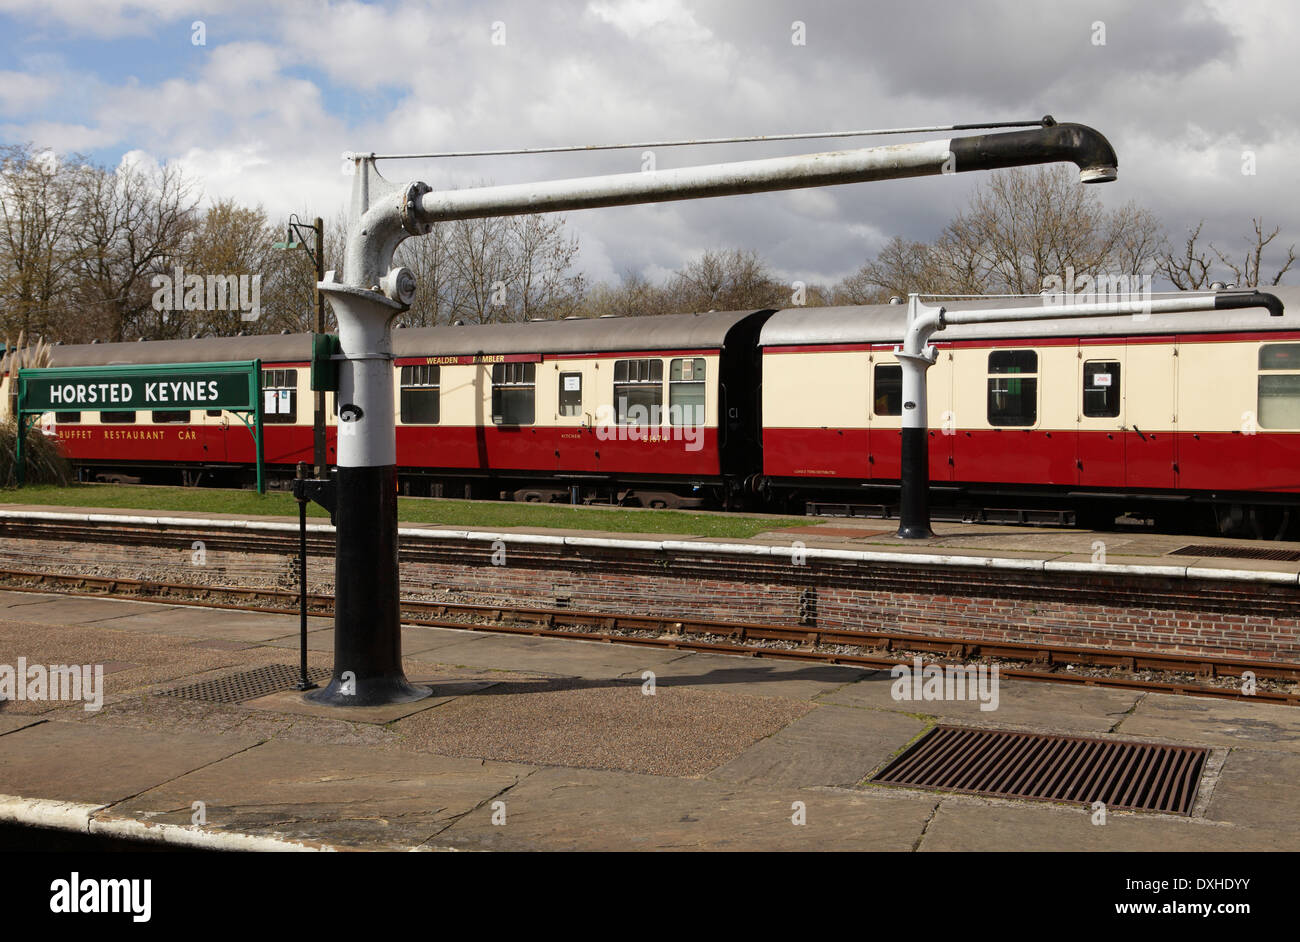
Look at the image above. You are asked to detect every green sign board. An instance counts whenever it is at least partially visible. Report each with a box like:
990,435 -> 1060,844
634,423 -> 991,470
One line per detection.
15,359 -> 265,493
19,361 -> 260,413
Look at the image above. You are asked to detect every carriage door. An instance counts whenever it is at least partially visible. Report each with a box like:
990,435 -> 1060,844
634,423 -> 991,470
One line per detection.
1076,343 -> 1125,487
1124,338 -> 1178,489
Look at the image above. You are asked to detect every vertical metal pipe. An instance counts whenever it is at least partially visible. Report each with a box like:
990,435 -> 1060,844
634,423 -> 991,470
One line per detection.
307,280 -> 429,706
313,216 -> 327,478
294,461 -> 314,691
896,352 -> 934,539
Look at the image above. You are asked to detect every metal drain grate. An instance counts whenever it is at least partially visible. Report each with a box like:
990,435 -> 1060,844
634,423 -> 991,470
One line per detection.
158,664 -> 331,704
1170,543 -> 1300,561
871,726 -> 1207,814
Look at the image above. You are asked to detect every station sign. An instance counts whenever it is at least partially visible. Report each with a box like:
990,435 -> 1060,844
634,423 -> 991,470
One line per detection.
15,359 -> 265,492
19,360 -> 261,413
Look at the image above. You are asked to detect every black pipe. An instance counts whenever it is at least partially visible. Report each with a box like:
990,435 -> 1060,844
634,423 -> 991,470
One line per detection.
1215,290 -> 1285,317
896,427 -> 934,540
293,462 -> 314,692
948,121 -> 1118,183
307,465 -> 430,706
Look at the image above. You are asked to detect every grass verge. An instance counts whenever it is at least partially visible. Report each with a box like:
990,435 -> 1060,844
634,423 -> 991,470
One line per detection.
1,483 -> 803,539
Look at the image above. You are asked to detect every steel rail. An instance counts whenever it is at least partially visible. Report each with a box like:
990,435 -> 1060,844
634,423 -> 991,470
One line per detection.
0,567 -> 1293,705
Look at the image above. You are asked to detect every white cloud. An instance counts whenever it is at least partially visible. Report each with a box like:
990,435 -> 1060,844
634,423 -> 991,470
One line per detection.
0,0 -> 1296,288
0,71 -> 57,115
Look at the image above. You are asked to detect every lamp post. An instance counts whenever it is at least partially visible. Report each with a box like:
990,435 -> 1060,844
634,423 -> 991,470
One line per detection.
274,214 -> 328,477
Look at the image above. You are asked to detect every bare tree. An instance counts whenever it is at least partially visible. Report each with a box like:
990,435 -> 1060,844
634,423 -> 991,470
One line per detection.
67,158 -> 199,342
665,248 -> 785,312
1159,218 -> 1295,289
833,236 -> 939,303
1212,218 -> 1296,287
835,167 -> 1166,300
580,270 -> 669,318
0,144 -> 81,340
395,212 -> 585,325
1157,220 -> 1214,289
932,166 -> 1166,294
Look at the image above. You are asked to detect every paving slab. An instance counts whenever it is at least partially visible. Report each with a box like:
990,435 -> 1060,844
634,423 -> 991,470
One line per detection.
0,595 -> 190,626
916,798 -> 1300,851
243,678 -> 496,725
1203,748 -> 1300,831
0,590 -> 69,610
0,618 -> 314,713
708,704 -> 928,788
627,651 -> 870,700
263,624 -> 501,656
389,676 -> 812,776
432,765 -> 939,851
81,604 -> 327,642
1116,692 -> 1300,752
104,738 -> 533,851
0,715 -> 44,736
409,631 -> 693,677
0,720 -> 261,806
819,671 -> 1142,734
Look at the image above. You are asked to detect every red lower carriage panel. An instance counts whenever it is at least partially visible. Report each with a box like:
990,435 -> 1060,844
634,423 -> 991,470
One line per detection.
57,424 -> 327,470
1125,428 -> 1176,489
951,429 -> 1076,487
763,428 -> 870,479
1077,429 -> 1125,487
1177,432 -> 1253,491
56,426 -> 228,463
397,425 -> 721,478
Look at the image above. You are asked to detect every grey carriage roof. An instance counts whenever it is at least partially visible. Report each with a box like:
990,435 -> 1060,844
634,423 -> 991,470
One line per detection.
16,287 -> 1300,370
31,308 -> 760,369
758,286 -> 1300,347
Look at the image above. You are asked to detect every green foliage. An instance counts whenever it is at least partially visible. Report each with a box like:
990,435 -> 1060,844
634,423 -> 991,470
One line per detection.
0,419 -> 72,486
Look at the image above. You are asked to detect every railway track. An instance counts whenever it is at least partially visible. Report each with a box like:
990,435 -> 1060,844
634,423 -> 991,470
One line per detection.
0,566 -> 1296,706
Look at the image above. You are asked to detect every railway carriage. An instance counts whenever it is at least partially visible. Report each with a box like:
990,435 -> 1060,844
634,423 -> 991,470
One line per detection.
6,286 -> 1299,536
11,309 -> 773,508
758,286 -> 1300,535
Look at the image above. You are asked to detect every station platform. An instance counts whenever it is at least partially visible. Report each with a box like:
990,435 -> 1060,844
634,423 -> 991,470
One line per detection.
0,590 -> 1296,851
5,498 -> 1300,578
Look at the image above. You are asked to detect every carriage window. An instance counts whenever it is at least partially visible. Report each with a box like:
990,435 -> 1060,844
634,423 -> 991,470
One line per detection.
262,369 -> 297,425
614,358 -> 662,425
1082,360 -> 1121,418
558,372 -> 583,417
206,410 -> 223,418
101,411 -> 135,424
152,411 -> 191,424
54,412 -> 81,423
1258,343 -> 1300,428
873,363 -> 902,416
400,364 -> 440,425
492,361 -> 535,425
669,358 -> 705,426
987,350 -> 1038,426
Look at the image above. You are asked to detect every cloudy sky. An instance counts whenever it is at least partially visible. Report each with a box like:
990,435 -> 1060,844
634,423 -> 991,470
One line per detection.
1,0 -> 1295,288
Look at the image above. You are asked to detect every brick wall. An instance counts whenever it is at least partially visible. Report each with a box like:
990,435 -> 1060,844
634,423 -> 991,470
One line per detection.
4,518 -> 1296,662
399,540 -> 1300,662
